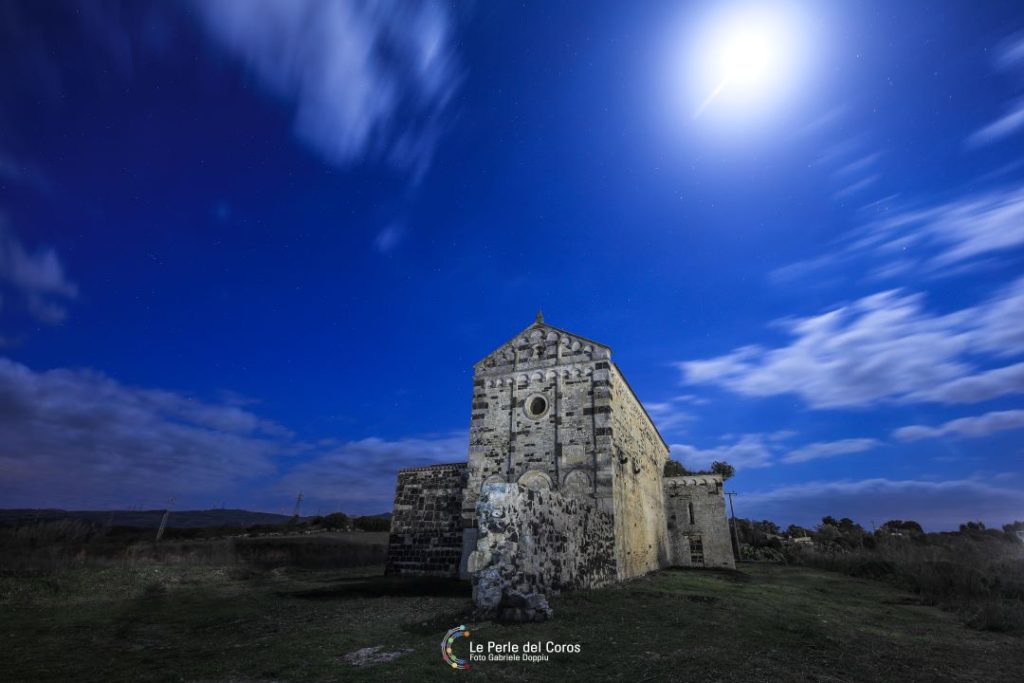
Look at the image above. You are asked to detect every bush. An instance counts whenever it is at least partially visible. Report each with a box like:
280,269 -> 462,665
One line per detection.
845,559 -> 898,580
740,545 -> 786,563
663,459 -> 690,477
785,531 -> 1024,633
353,516 -> 390,532
963,598 -> 1024,633
321,512 -> 351,530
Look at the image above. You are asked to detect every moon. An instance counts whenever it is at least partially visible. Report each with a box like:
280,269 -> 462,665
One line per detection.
689,7 -> 805,120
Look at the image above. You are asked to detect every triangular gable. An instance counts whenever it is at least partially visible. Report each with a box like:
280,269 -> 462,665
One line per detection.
474,320 -> 611,370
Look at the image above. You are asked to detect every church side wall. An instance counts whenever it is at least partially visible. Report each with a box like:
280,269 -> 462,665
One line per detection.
663,475 -> 736,569
606,364 -> 670,579
385,463 -> 467,577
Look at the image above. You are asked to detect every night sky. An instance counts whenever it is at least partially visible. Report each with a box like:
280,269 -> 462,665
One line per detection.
1,1 -> 1022,529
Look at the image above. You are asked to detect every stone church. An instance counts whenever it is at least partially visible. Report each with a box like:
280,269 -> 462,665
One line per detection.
385,314 -> 734,616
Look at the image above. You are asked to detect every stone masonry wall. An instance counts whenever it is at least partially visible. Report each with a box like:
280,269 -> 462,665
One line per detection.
385,463 -> 468,577
469,483 -> 617,615
606,363 -> 670,579
663,474 -> 736,570
463,322 -> 613,533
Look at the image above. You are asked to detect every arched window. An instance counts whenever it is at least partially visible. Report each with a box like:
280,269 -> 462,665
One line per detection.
517,470 -> 553,491
562,470 -> 592,498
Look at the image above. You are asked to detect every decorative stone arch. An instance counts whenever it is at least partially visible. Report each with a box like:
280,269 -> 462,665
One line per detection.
561,470 -> 592,498
517,470 -> 553,491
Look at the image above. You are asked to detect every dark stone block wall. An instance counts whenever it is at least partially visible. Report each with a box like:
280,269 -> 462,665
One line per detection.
384,462 -> 468,577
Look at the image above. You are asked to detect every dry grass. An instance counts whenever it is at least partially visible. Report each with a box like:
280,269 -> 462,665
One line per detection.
1,562 -> 1022,682
0,520 -> 388,575
786,533 -> 1024,633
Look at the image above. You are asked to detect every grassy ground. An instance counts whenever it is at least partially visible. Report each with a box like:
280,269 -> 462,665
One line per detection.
2,563 -> 1021,682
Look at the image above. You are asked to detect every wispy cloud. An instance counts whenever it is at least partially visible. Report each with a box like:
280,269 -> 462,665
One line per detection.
966,97 -> 1024,148
192,0 -> 459,177
644,400 -> 696,433
373,223 -> 405,253
833,174 -> 880,200
774,176 -> 1024,286
995,31 -> 1024,69
680,276 -> 1024,408
673,433 -> 881,470
836,153 -> 881,178
965,32 -> 1024,147
0,354 -> 466,514
671,434 -> 775,470
0,153 -> 51,193
893,409 -> 1024,442
740,477 -> 1024,530
782,438 -> 881,464
277,432 -> 467,512
0,221 -> 78,324
0,357 -> 288,509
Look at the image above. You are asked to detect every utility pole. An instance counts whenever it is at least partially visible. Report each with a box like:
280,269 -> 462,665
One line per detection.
292,491 -> 303,519
156,497 -> 176,542
724,491 -> 740,561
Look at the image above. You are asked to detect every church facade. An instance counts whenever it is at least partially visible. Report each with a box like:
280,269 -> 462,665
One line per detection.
385,315 -> 734,615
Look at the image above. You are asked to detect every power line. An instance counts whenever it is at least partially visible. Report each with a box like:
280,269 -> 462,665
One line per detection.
155,496 -> 176,542
724,491 -> 740,561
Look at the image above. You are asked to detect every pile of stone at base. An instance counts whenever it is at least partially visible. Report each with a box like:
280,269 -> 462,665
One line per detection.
493,590 -> 554,622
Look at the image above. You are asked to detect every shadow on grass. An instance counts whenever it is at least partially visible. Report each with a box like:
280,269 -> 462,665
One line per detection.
280,575 -> 471,600
661,566 -> 753,582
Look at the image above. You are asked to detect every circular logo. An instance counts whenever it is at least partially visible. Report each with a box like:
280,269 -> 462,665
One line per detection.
441,624 -> 471,670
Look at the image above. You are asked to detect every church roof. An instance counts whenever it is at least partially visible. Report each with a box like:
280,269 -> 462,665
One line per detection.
473,316 -> 611,368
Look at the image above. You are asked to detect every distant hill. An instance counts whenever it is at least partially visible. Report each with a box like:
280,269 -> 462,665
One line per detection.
0,508 -> 382,529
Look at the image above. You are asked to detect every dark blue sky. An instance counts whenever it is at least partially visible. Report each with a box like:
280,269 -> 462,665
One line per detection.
1,1 -> 1022,528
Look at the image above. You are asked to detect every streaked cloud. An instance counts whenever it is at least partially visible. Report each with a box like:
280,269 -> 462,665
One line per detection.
995,31 -> 1024,69
833,173 -> 880,200
966,97 -> 1024,148
644,400 -> 696,433
373,223 -> 405,253
965,32 -> 1024,147
775,178 -> 1024,285
674,433 -> 881,470
836,153 -> 881,178
782,438 -> 881,464
192,0 -> 458,177
671,434 -> 775,470
680,277 -> 1024,408
893,409 -> 1024,442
